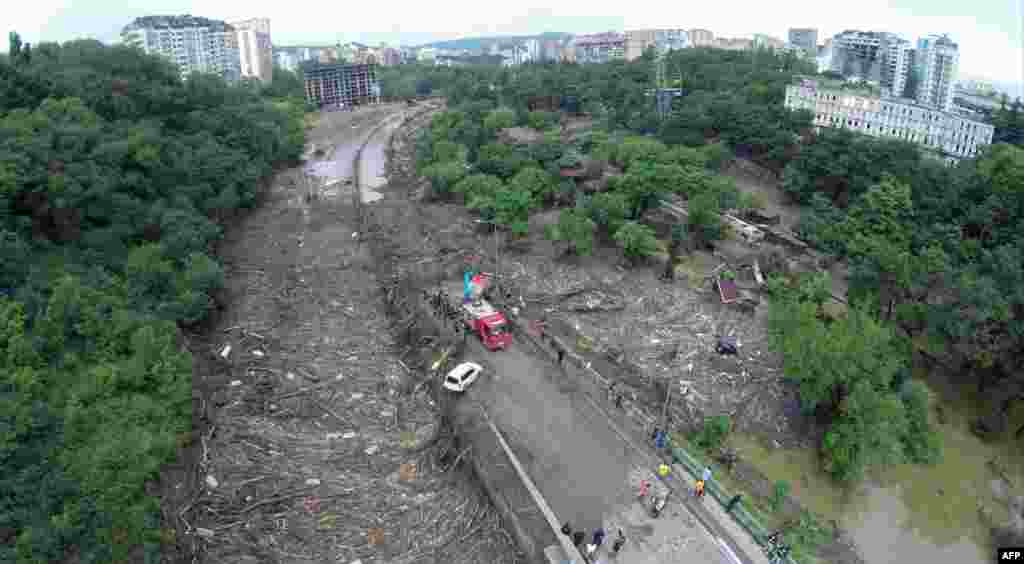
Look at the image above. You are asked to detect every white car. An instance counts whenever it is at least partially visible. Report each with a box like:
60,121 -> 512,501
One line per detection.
443,362 -> 483,393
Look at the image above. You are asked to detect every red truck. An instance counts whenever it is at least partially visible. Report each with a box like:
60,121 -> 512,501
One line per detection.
461,299 -> 512,351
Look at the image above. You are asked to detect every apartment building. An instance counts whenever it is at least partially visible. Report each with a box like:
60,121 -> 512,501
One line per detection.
540,39 -> 562,62
574,32 -> 626,63
915,34 -> 959,111
689,29 -> 714,47
788,28 -> 818,57
828,30 -> 911,97
302,62 -> 380,108
230,18 -> 272,83
785,76 -> 994,165
625,29 -> 689,61
561,37 -> 577,63
381,47 -> 401,66
122,15 -> 241,81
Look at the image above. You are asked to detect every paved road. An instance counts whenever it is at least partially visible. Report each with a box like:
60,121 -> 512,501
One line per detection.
444,284 -> 729,564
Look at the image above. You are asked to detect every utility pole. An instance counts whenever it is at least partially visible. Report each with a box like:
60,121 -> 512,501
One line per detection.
663,361 -> 693,430
473,219 -> 501,300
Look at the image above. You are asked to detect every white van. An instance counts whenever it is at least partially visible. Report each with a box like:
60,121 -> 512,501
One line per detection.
443,362 -> 483,393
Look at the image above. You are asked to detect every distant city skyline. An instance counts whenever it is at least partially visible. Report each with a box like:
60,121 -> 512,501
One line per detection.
5,0 -> 1022,97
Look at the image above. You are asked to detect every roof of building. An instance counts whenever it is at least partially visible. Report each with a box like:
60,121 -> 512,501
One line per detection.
575,32 -> 625,46
124,15 -> 233,32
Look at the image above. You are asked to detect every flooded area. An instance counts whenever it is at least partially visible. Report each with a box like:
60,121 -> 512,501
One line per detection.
730,369 -> 1024,564
359,115 -> 405,203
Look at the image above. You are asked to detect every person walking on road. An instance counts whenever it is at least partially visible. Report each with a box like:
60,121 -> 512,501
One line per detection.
694,479 -> 705,498
726,494 -> 743,513
592,528 -> 606,547
557,348 -> 565,366
572,531 -> 585,547
702,465 -> 712,484
615,393 -> 623,409
638,479 -> 650,500
606,532 -> 622,552
658,463 -> 670,479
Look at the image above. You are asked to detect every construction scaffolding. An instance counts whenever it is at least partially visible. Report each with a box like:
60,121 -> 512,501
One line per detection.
302,62 -> 380,108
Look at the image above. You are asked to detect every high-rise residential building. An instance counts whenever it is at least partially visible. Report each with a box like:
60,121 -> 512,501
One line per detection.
785,75 -> 993,165
574,32 -> 626,64
828,30 -> 910,97
915,34 -> 959,111
625,29 -> 689,61
524,39 -> 541,62
302,61 -> 379,108
788,28 -> 818,57
689,29 -> 714,47
122,15 -> 240,81
230,18 -> 272,83
561,37 -> 577,62
540,39 -> 561,62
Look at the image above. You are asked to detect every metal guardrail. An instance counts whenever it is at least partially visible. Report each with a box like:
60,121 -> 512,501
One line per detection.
670,444 -> 799,564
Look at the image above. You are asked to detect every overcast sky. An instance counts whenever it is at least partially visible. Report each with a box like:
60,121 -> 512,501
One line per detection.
5,0 -> 1023,90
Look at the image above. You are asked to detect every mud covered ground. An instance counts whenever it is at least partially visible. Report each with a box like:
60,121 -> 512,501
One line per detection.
159,104 -> 519,564
379,114 -> 864,564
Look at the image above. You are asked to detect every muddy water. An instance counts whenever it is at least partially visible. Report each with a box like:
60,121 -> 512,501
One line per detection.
731,371 -> 1024,564
359,115 -> 405,203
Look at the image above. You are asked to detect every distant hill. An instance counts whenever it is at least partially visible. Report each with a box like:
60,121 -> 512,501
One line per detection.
417,32 -> 571,50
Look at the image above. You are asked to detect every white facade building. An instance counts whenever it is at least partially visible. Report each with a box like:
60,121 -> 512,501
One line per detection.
524,39 -> 541,62
785,76 -> 994,165
915,34 -> 959,111
122,15 -> 241,82
230,18 -> 273,83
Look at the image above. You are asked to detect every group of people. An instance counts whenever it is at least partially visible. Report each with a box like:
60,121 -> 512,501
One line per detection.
561,523 -> 626,561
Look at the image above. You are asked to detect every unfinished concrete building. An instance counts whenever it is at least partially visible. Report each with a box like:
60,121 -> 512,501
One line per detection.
302,62 -> 380,108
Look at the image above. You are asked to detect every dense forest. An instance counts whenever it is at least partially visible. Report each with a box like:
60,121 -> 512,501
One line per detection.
380,48 -> 1024,485
0,33 -> 306,563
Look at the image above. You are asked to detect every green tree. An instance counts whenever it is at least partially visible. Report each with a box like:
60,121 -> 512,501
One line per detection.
484,108 -> 516,132
841,176 -> 913,320
494,187 -> 535,237
454,173 -> 504,210
477,142 -> 527,179
687,189 -> 723,246
587,191 -> 630,236
509,166 -> 556,206
527,110 -> 558,130
423,161 -> 468,199
615,161 -> 688,219
544,207 -> 596,256
616,136 -> 668,170
614,221 -> 659,264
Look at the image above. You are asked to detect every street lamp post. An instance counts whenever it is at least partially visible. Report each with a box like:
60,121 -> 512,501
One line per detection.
473,219 -> 500,299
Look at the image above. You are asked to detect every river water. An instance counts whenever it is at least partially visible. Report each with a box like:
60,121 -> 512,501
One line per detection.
731,370 -> 1024,564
